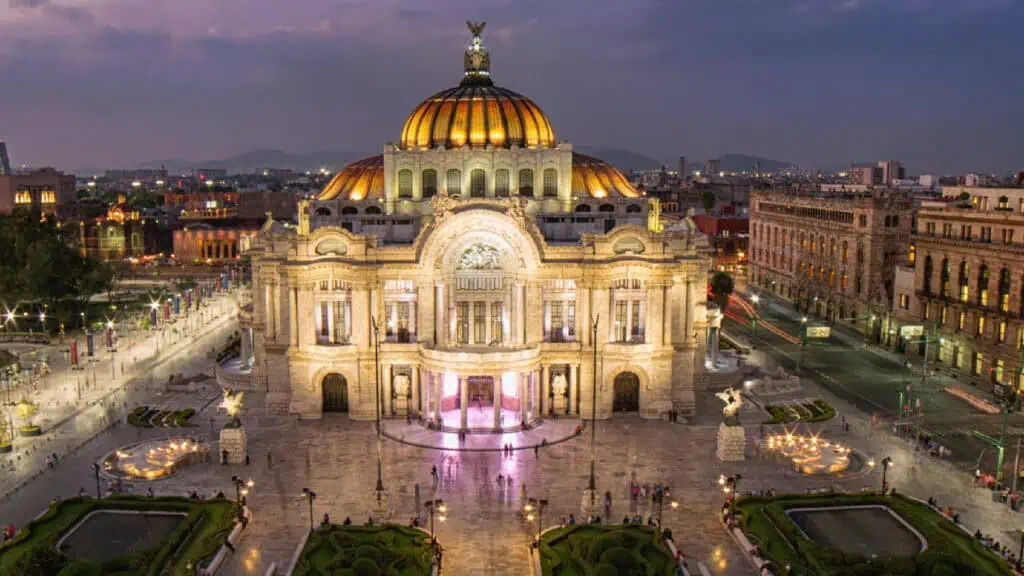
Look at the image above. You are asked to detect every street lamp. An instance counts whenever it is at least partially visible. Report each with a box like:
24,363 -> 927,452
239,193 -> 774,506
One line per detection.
302,487 -> 317,533
880,456 -> 893,493
799,317 -> 809,371
724,474 -> 742,515
584,314 -> 601,516
92,462 -> 101,499
424,499 -> 447,543
749,293 -> 759,346
523,497 -> 549,542
370,315 -> 389,520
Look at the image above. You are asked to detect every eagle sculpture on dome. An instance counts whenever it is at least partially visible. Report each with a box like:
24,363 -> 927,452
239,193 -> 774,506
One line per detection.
467,21 -> 486,36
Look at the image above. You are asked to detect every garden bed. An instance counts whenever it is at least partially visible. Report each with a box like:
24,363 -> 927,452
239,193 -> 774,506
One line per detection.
128,406 -> 196,428
539,524 -> 676,576
734,492 -> 1010,575
763,399 -> 836,424
292,524 -> 434,576
0,495 -> 237,576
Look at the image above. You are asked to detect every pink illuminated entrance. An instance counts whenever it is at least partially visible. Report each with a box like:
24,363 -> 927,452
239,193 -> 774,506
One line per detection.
429,371 -> 534,432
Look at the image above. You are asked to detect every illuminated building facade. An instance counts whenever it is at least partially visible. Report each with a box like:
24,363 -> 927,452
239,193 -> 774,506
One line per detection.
244,24 -> 712,427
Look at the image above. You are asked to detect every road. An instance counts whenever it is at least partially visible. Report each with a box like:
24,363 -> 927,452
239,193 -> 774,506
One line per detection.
727,289 -> 1024,481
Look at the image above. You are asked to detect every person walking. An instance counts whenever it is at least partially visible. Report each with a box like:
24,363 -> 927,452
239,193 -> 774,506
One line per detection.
266,450 -> 273,469
431,465 -> 438,487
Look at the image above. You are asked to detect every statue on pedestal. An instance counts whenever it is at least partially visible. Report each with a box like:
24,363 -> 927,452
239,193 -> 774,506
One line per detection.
715,387 -> 743,425
219,388 -> 245,429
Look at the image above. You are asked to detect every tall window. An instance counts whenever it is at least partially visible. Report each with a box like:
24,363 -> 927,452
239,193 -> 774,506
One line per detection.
490,302 -> 503,344
567,302 -> 576,339
958,261 -> 970,303
631,301 -> 642,342
614,301 -> 627,342
923,256 -> 933,295
495,169 -> 510,197
940,259 -> 950,297
470,168 -> 486,198
422,169 -> 437,198
473,302 -> 486,344
518,169 -> 534,196
398,169 -> 413,198
998,320 -> 1007,343
447,169 -> 462,197
550,302 -> 564,342
320,303 -> 330,339
999,268 -> 1011,312
973,352 -> 983,376
457,302 -> 469,344
543,168 -> 558,197
977,265 -> 989,307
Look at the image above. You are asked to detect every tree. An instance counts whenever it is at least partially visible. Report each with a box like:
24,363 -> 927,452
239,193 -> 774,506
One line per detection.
710,271 -> 734,311
701,190 -> 716,213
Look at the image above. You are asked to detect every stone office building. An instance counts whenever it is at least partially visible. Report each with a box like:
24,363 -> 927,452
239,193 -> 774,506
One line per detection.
242,24 -> 713,429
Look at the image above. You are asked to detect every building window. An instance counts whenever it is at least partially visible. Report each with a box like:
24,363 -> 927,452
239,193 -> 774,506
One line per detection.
14,191 -> 31,205
940,259 -> 950,297
973,352 -> 984,376
900,294 -> 909,309
998,320 -> 1007,343
567,302 -> 576,339
470,168 -> 486,198
495,169 -> 509,197
978,265 -> 989,307
940,305 -> 947,326
550,302 -> 564,342
996,359 -> 1005,383
631,300 -> 642,342
447,169 -> 462,196
473,302 -> 486,344
976,316 -> 985,337
923,302 -> 931,320
543,168 -> 558,197
457,302 -> 469,344
490,302 -> 503,344
40,191 -> 56,204
397,169 -> 413,198
614,300 -> 627,343
1000,268 -> 1011,312
518,169 -> 534,196
923,256 -> 933,294
859,215 -> 867,227
422,169 -> 437,198
908,245 -> 916,266
957,311 -> 966,331
1003,228 -> 1016,245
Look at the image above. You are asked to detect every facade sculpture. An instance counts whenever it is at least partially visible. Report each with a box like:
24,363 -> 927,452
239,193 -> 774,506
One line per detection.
242,24 -> 713,430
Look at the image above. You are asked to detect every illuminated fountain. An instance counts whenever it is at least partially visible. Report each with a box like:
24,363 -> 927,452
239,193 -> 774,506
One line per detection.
101,438 -> 207,481
764,431 -> 860,475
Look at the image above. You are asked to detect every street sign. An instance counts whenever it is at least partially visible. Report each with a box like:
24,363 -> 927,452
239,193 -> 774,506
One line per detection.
900,325 -> 924,337
806,326 -> 831,339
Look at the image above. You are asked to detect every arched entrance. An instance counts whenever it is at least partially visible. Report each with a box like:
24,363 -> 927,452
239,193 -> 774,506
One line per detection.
612,372 -> 640,412
322,373 -> 348,412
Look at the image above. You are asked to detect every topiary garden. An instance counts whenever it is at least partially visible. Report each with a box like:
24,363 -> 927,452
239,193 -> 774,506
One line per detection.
292,524 -> 434,576
539,525 -> 676,576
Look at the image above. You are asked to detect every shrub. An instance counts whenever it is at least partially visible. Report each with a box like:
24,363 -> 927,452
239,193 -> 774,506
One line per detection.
14,543 -> 67,576
597,547 -> 633,572
587,533 -> 626,563
355,545 -> 383,564
57,560 -> 103,576
594,563 -> 619,576
351,557 -> 380,576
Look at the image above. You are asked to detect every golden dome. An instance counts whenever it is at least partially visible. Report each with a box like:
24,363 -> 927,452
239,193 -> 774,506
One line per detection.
319,155 -> 384,201
572,153 -> 640,199
399,21 -> 555,150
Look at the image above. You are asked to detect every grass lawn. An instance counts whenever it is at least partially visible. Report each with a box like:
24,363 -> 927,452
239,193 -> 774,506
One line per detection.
0,495 -> 237,576
292,524 -> 434,576
763,399 -> 837,425
539,524 -> 676,576
735,492 -> 1011,575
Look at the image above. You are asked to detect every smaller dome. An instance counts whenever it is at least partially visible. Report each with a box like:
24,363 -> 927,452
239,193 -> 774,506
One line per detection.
571,154 -> 640,199
319,156 -> 384,201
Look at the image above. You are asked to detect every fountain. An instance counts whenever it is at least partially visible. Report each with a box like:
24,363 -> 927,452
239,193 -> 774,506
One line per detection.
764,431 -> 858,475
101,438 -> 206,480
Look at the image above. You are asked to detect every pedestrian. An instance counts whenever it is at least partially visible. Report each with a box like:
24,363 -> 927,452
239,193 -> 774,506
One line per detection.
245,454 -> 250,466
497,474 -> 504,489
568,513 -> 575,525
431,465 -> 438,487
506,475 -> 512,492
266,450 -> 273,468
534,444 -> 539,459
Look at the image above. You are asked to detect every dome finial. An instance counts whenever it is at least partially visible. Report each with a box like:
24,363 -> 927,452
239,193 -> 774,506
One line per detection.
462,21 -> 492,86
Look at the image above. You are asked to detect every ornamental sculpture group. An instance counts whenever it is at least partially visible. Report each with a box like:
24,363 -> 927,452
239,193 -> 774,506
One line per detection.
219,388 -> 248,465
716,387 -> 746,462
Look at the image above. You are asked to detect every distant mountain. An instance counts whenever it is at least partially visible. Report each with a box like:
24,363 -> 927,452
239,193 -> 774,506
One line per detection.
574,146 -> 663,173
133,149 -> 370,175
715,154 -> 794,172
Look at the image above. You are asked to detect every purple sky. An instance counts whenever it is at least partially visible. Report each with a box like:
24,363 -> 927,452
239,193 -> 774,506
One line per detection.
1,0 -> 1021,174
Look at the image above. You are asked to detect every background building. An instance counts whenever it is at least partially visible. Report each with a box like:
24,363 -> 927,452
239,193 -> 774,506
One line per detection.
749,188 -> 912,342
0,167 -> 77,215
0,142 -> 10,176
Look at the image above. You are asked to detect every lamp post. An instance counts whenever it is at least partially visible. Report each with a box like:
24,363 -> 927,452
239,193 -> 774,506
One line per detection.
880,456 -> 893,493
302,487 -> 317,533
725,474 -> 742,516
231,475 -> 253,507
92,462 -> 101,499
799,316 -> 808,371
370,315 -> 390,520
586,315 -> 600,514
524,497 -> 549,542
749,293 -> 759,348
656,489 -> 678,527
424,498 -> 447,543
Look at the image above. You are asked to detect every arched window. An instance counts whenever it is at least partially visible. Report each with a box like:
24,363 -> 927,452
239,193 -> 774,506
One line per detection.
598,203 -> 615,213
841,240 -> 848,261
495,169 -> 510,197
422,169 -> 437,198
446,169 -> 461,196
470,169 -> 486,198
923,256 -> 933,294
315,207 -> 332,216
543,168 -> 558,197
398,169 -> 413,198
341,206 -> 358,215
518,169 -> 534,196
575,204 -> 592,212
365,206 -> 382,215
625,204 -> 642,213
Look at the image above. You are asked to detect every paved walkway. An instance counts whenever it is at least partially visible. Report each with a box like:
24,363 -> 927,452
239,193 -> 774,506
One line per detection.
381,418 -> 583,452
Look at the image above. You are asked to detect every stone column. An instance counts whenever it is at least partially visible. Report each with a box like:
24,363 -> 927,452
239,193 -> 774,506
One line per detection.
485,302 -> 492,345
409,301 -> 417,341
516,282 -> 526,344
541,364 -> 550,416
412,365 -> 420,415
493,375 -> 501,430
637,300 -> 646,343
683,280 -> 695,342
382,364 -> 392,416
503,285 -> 512,345
435,281 -> 446,347
343,299 -> 352,343
288,286 -> 298,346
353,287 -> 370,349
302,286 -> 316,348
576,284 -> 590,345
625,298 -> 634,343
325,301 -> 334,344
568,363 -> 578,415
459,376 -> 469,430
608,288 -> 617,342
434,373 -> 443,425
519,373 -> 528,424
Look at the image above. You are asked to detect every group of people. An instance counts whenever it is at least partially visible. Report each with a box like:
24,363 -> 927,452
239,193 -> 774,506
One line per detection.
973,529 -> 1019,566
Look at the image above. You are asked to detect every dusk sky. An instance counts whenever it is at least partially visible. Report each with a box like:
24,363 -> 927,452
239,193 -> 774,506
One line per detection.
1,0 -> 1021,174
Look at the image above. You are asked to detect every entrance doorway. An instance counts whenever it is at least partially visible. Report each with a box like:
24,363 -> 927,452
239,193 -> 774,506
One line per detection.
322,373 -> 348,412
613,372 -> 640,412
467,376 -> 494,409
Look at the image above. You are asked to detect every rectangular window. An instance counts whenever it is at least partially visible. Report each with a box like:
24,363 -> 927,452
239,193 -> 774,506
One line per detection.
957,310 -> 965,331
320,302 -> 329,339
924,302 -> 931,320
490,302 -> 503,344
398,170 -> 413,198
900,294 -> 909,309
457,302 -> 469,344
981,288 -> 989,307
473,302 -> 486,344
543,168 -> 558,197
974,352 -> 984,376
470,169 -> 486,198
336,301 -> 350,343
977,316 -> 985,337
998,320 -> 1007,343
631,300 -> 642,342
14,191 -> 31,205
447,169 -> 462,197
996,359 -> 1005,383
550,301 -> 564,342
567,302 -> 576,339
940,305 -> 947,326
960,285 -> 969,303
40,191 -> 56,204
398,302 -> 410,342
614,300 -> 627,343
495,170 -> 510,197
859,215 -> 867,227
1002,293 -> 1010,313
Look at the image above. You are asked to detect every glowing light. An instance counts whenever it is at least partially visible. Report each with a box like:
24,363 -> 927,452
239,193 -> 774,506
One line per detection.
502,372 -> 518,397
443,372 -> 459,397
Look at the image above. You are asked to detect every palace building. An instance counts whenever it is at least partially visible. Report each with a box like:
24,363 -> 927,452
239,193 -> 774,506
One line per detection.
243,23 -> 712,428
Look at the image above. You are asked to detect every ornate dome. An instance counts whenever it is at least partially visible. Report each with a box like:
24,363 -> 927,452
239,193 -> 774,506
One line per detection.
319,155 -> 384,201
571,153 -> 641,199
398,22 -> 555,150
